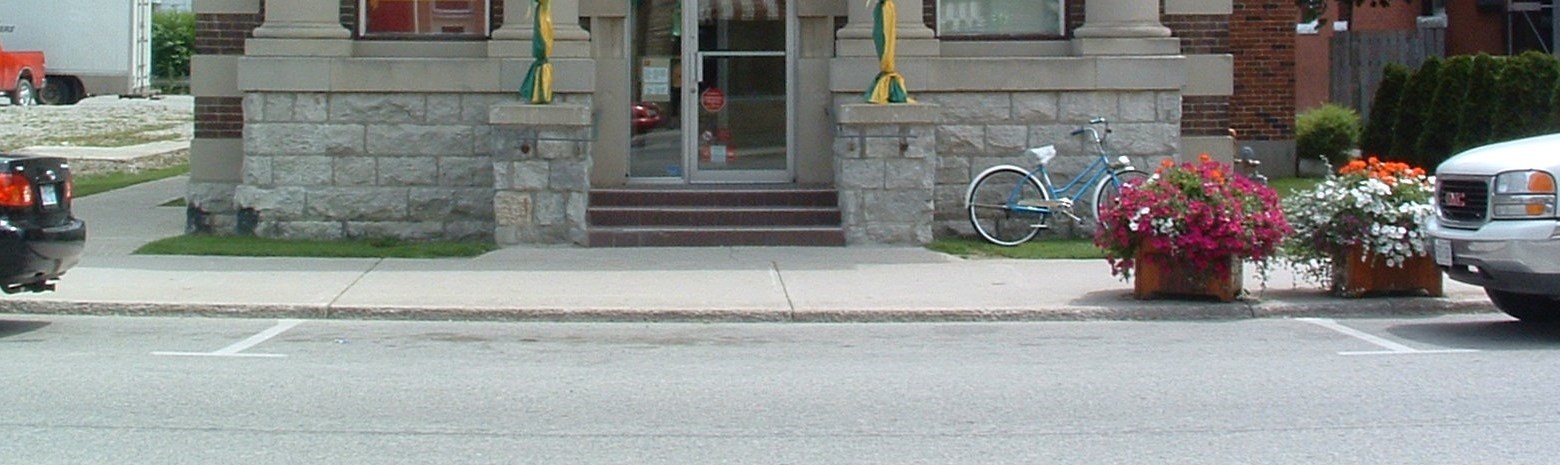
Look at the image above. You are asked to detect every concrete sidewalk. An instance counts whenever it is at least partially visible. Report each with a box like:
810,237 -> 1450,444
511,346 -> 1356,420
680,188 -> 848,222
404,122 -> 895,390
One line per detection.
0,172 -> 1499,322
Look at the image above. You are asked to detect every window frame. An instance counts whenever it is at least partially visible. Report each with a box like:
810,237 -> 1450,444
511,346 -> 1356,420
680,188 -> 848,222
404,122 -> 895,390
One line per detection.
933,0 -> 1067,40
357,0 -> 493,39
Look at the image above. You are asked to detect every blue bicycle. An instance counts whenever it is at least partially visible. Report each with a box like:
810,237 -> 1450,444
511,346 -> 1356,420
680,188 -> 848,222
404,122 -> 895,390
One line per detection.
964,118 -> 1150,246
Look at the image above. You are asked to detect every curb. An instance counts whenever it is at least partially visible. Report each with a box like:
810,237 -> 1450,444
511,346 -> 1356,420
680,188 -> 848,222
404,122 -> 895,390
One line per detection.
0,296 -> 1498,323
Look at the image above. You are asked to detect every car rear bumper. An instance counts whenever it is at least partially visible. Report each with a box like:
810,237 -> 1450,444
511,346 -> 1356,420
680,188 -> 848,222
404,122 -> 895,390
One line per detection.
1,218 -> 87,290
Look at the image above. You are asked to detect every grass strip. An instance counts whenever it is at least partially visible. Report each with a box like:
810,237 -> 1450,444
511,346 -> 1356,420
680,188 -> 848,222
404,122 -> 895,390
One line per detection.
135,235 -> 498,258
1268,176 -> 1323,200
74,163 -> 190,198
928,237 -> 1105,259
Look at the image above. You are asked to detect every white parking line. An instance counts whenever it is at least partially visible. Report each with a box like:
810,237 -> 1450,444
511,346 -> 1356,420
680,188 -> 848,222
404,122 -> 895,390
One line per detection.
153,319 -> 303,358
1296,318 -> 1479,356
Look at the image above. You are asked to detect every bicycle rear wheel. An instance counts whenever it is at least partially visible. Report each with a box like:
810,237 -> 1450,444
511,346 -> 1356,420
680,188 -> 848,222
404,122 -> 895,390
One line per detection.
1091,168 -> 1150,229
967,167 -> 1049,246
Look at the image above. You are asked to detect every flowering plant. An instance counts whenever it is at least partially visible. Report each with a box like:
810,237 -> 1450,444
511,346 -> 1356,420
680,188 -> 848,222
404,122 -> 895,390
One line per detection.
1283,156 -> 1434,287
1095,154 -> 1291,280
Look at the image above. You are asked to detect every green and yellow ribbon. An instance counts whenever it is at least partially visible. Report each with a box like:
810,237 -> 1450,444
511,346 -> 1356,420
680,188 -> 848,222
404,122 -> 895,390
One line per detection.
865,0 -> 912,104
519,0 -> 555,104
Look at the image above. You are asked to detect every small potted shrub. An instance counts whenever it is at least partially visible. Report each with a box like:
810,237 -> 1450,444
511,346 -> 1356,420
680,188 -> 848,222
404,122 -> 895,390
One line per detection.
1095,155 -> 1291,301
1296,104 -> 1362,175
1283,157 -> 1441,297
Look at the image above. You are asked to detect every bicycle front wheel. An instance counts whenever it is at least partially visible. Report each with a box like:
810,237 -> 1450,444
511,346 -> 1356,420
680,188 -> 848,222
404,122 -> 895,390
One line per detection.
967,167 -> 1050,246
1091,168 -> 1151,229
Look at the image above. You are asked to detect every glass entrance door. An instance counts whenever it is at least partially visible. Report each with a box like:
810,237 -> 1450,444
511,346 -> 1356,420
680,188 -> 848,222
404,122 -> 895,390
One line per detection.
629,0 -> 791,183
684,0 -> 791,183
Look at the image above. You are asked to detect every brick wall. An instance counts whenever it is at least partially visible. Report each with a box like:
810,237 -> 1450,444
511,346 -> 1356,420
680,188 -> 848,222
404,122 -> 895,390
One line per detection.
1164,12 -> 1232,137
1228,0 -> 1297,140
194,13 -> 261,55
194,12 -> 261,139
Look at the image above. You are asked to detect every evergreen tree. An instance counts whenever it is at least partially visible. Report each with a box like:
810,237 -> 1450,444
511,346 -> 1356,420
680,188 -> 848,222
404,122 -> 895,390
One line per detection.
1453,54 -> 1499,153
1497,51 -> 1560,140
1361,63 -> 1410,158
1389,56 -> 1442,163
1416,55 -> 1474,169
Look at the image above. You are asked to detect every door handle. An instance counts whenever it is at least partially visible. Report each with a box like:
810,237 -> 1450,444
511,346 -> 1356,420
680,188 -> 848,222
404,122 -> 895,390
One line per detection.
694,54 -> 705,87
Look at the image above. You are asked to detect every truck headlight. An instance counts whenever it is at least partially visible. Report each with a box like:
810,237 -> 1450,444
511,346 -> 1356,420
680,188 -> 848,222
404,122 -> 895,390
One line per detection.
1492,170 -> 1557,219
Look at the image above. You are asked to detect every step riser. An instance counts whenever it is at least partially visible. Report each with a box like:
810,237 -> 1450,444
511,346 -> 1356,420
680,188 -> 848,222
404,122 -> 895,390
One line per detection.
590,190 -> 838,208
587,188 -> 844,247
588,229 -> 846,247
588,209 -> 841,227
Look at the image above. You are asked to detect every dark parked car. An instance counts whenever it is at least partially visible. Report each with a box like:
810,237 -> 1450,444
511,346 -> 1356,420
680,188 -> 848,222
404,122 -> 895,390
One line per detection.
1,154 -> 85,293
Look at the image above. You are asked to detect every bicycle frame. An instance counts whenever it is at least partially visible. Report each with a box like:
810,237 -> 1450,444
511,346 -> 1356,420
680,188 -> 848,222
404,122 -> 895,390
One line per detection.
1007,153 -> 1122,216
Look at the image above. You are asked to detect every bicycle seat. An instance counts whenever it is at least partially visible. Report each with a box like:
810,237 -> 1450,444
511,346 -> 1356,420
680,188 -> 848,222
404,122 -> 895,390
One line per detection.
1027,145 -> 1057,165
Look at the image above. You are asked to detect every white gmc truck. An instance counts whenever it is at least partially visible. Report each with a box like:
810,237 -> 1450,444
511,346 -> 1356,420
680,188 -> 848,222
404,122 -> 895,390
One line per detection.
1427,134 -> 1560,322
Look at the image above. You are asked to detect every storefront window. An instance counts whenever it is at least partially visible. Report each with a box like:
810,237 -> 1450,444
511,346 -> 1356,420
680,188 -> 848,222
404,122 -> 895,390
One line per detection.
936,0 -> 1063,38
362,0 -> 489,36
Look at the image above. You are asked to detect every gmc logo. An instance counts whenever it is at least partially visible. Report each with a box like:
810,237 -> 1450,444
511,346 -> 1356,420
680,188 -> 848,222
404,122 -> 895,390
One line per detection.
1444,192 -> 1467,208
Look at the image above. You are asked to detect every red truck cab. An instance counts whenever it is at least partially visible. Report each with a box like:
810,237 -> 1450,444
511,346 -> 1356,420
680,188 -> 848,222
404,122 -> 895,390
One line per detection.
0,36 -> 45,106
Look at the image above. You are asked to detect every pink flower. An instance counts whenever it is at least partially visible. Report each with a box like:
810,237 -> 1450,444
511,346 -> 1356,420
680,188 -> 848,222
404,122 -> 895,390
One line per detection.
1094,156 -> 1291,280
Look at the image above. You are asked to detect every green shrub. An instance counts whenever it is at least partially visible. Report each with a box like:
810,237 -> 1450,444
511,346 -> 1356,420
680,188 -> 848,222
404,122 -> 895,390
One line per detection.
1454,54 -> 1500,153
152,10 -> 194,80
1498,51 -> 1559,139
1296,104 -> 1362,167
1389,57 -> 1441,162
1361,63 -> 1410,157
1416,55 -> 1473,168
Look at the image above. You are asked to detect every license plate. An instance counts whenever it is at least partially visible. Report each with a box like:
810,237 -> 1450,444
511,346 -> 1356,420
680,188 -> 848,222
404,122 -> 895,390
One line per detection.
39,183 -> 59,207
1434,239 -> 1452,267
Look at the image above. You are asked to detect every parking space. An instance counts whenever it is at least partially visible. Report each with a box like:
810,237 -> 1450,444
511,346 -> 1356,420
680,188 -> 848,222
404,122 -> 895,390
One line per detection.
0,312 -> 1549,363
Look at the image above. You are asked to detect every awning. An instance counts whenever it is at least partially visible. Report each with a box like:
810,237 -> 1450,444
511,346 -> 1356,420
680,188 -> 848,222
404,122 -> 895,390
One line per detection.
700,0 -> 784,21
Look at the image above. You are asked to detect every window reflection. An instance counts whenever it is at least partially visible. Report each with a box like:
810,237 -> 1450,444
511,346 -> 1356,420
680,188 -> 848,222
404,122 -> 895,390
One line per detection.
364,0 -> 488,36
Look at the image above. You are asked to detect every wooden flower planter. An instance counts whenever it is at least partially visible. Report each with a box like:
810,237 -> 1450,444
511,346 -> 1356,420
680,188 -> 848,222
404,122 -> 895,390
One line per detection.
1132,249 -> 1244,302
1332,245 -> 1443,297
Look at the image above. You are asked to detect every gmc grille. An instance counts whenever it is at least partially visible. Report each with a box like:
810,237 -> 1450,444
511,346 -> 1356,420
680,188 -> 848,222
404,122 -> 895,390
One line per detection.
1437,177 -> 1490,225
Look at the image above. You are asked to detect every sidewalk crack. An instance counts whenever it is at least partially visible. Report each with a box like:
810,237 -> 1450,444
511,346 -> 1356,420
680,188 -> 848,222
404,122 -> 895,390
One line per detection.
770,261 -> 797,320
325,258 -> 384,317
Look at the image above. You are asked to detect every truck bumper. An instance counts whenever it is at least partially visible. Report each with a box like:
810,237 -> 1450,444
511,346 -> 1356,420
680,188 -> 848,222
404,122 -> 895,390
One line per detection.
1428,219 -> 1560,296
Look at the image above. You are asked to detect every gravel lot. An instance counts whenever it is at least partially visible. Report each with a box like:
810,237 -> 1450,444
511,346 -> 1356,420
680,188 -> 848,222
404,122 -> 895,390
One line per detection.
0,95 -> 194,152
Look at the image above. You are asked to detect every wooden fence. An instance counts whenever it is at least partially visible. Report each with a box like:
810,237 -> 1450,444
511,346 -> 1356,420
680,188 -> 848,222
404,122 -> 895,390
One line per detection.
1330,28 -> 1446,119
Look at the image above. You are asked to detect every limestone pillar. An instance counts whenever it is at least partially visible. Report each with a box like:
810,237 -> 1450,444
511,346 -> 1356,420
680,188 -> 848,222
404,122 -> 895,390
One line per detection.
834,103 -> 940,245
1072,0 -> 1179,56
489,103 -> 593,245
837,0 -> 938,57
491,0 -> 592,58
248,0 -> 351,56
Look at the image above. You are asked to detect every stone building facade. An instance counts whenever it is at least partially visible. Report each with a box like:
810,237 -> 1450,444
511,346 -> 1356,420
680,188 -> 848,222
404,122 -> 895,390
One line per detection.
189,0 -> 1292,246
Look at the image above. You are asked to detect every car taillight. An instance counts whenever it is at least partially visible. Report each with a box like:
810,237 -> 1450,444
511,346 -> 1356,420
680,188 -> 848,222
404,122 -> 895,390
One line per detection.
0,172 -> 35,207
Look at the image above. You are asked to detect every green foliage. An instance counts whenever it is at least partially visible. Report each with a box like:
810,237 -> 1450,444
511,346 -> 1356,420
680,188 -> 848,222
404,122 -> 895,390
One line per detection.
152,10 -> 194,79
927,238 -> 1105,259
1296,104 -> 1362,167
1497,51 -> 1559,140
1389,56 -> 1441,162
1361,63 -> 1410,157
1415,55 -> 1473,169
1454,54 -> 1501,153
73,163 -> 190,198
1296,0 -> 1328,22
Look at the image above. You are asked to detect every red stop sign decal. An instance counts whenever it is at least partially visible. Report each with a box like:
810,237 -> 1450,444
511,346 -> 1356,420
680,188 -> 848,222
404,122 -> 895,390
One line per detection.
700,87 -> 726,113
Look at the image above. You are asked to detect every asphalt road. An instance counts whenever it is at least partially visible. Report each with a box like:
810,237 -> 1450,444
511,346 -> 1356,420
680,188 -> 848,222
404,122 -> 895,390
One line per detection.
3,313 -> 1559,464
